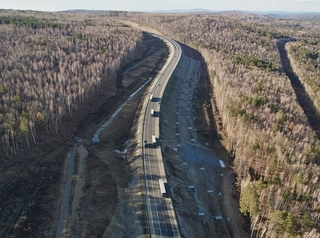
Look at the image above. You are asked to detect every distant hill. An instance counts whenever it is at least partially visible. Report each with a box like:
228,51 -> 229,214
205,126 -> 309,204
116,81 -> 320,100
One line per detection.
261,11 -> 320,22
154,9 -> 320,17
59,9 -> 109,13
262,11 -> 320,18
58,9 -> 320,20
154,8 -> 217,13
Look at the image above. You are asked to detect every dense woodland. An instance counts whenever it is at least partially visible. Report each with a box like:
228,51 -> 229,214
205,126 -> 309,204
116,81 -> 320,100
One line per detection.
1,9 -> 319,238
119,12 -> 320,237
0,11 -> 142,157
287,40 -> 320,114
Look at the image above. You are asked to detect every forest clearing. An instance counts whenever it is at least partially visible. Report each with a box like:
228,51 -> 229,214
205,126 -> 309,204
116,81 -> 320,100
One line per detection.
0,9 -> 319,238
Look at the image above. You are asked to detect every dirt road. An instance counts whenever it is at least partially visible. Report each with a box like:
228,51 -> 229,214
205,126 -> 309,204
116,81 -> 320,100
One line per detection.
159,43 -> 249,238
0,27 -> 248,238
0,32 -> 168,238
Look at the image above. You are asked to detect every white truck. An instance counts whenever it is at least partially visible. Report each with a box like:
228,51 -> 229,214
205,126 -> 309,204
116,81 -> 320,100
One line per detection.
152,135 -> 157,148
159,179 -> 166,197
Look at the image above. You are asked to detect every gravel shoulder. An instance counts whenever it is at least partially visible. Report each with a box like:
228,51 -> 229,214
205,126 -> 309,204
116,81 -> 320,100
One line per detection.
159,43 -> 249,238
0,32 -> 168,238
0,25 -> 249,238
60,33 -> 170,238
160,46 -> 231,237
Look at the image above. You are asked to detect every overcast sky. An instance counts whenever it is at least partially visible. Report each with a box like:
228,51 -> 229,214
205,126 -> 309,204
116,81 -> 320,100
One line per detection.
1,0 -> 320,12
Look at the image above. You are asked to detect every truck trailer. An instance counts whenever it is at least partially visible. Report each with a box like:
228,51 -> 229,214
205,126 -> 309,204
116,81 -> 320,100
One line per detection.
152,135 -> 157,147
159,179 -> 166,197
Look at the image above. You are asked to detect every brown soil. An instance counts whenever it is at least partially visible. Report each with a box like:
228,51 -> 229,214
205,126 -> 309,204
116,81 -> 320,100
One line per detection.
0,31 -> 168,238
190,45 -> 251,238
159,42 -> 250,238
0,22 -> 249,238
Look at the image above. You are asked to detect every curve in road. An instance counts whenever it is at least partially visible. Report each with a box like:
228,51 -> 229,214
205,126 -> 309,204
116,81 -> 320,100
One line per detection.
142,35 -> 182,238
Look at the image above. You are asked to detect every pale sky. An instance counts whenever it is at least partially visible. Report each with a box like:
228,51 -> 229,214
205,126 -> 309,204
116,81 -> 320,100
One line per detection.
1,0 -> 320,12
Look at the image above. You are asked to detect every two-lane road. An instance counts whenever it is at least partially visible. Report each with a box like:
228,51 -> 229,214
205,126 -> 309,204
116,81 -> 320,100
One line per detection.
142,35 -> 181,237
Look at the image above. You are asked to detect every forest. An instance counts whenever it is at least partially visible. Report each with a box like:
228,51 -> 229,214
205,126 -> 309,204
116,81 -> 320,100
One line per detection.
118,12 -> 320,237
0,10 -> 142,157
0,9 -> 319,238
287,39 -> 320,114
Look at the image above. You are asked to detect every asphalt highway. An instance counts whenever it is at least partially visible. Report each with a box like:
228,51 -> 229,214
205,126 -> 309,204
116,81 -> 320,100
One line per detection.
142,35 -> 181,238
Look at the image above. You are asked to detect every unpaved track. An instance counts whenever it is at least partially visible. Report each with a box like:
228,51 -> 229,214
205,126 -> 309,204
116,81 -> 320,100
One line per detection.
159,42 -> 248,238
61,32 -> 170,238
55,143 -> 88,238
0,24 -> 250,237
187,45 -> 249,238
0,32 -> 168,238
55,144 -> 77,238
277,40 -> 320,139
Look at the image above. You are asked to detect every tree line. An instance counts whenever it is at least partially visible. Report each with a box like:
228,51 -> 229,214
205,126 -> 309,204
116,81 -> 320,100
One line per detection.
118,12 -> 320,237
0,15 -> 66,29
287,39 -> 320,114
0,12 -> 142,157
